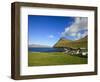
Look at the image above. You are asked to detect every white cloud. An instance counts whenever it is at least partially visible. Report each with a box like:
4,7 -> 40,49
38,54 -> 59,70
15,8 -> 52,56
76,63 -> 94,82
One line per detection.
81,31 -> 88,38
48,35 -> 54,39
62,17 -> 88,40
76,33 -> 82,40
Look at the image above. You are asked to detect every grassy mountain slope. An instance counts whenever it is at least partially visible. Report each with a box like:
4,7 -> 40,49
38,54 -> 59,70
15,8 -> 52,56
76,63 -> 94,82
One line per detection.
54,36 -> 88,48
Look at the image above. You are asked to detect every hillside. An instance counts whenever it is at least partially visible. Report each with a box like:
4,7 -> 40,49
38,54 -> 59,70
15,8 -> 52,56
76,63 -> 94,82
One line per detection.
53,36 -> 88,48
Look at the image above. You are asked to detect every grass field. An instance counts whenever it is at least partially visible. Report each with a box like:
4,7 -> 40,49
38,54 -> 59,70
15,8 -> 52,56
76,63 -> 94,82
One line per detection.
28,52 -> 87,66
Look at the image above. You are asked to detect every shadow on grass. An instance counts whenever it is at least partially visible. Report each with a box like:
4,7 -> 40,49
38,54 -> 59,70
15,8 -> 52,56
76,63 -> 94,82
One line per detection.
67,54 -> 88,58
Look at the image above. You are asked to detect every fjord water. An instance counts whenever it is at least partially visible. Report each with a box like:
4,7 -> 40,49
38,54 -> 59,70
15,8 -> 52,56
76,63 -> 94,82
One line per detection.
28,47 -> 64,52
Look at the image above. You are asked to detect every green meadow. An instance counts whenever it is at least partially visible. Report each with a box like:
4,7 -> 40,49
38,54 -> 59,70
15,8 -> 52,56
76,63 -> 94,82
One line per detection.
28,52 -> 87,66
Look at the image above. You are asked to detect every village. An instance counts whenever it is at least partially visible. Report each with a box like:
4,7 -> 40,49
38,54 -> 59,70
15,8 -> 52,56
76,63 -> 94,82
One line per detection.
64,47 -> 88,57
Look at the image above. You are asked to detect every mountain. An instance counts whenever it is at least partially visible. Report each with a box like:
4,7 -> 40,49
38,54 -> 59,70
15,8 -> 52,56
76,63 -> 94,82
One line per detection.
53,36 -> 88,48
29,44 -> 51,48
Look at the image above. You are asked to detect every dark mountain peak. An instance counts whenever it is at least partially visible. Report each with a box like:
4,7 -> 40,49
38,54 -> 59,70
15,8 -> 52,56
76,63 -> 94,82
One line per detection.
60,37 -> 66,40
84,35 -> 88,38
59,37 -> 72,42
75,35 -> 88,42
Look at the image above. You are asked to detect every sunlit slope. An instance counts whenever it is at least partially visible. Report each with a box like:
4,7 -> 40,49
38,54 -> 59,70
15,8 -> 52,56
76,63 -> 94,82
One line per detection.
54,36 -> 88,48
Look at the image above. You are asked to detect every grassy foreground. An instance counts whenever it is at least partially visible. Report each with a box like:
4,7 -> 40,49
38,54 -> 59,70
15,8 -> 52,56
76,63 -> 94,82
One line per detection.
28,52 -> 87,66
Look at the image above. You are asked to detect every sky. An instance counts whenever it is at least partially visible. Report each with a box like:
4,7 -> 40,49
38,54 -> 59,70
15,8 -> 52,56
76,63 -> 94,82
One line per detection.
28,15 -> 88,47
